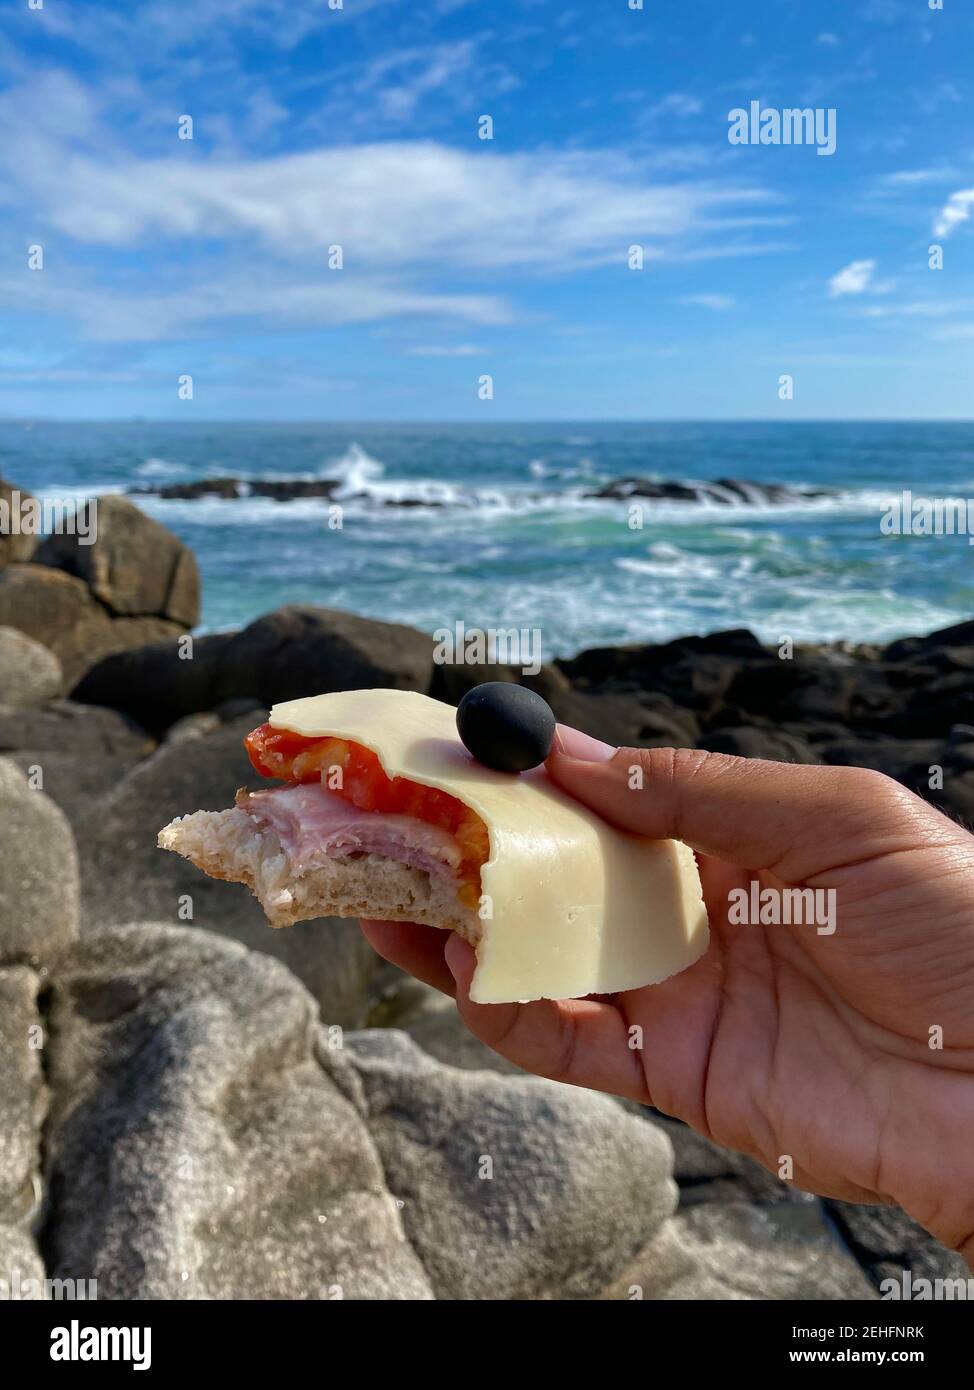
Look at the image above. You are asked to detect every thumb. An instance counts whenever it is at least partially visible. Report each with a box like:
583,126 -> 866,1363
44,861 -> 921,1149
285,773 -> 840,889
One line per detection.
547,731 -> 945,882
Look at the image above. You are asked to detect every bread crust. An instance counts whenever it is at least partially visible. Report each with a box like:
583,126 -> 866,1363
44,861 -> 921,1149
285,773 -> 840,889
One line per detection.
158,806 -> 481,943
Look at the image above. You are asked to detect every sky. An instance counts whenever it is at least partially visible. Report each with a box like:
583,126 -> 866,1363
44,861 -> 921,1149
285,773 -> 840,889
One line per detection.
0,0 -> 972,421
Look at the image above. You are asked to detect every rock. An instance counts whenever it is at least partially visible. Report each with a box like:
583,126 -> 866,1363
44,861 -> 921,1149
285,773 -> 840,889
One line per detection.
41,924 -> 432,1299
696,726 -> 822,764
585,477 -> 828,505
0,627 -> 63,708
0,759 -> 80,964
430,660 -> 698,747
131,477 -> 341,502
72,631 -> 235,730
826,1201 -> 971,1290
648,1113 -> 814,1206
74,606 -> 434,732
558,631 -> 763,726
607,1201 -> 877,1300
35,495 -> 200,626
0,564 -> 184,687
0,700 -> 152,758
0,964 -> 47,1291
406,996 -> 523,1075
554,688 -> 699,747
0,478 -> 39,567
0,701 -> 154,826
344,1029 -> 678,1299
223,606 -> 433,705
440,661 -> 570,704
884,617 -> 974,661
898,672 -> 974,736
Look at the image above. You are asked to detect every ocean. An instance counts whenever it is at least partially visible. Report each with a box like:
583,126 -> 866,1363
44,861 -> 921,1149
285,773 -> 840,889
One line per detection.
3,420 -> 972,658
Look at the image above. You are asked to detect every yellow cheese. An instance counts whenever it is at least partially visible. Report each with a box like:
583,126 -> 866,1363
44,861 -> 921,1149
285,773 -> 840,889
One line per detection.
269,689 -> 709,1004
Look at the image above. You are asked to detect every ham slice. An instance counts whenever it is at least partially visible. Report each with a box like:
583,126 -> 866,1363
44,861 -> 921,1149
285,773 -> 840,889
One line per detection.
236,782 -> 464,882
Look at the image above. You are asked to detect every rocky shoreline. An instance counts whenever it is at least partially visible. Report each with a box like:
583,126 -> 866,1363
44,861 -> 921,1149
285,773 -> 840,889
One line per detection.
128,473 -> 830,508
1,481 -> 970,1300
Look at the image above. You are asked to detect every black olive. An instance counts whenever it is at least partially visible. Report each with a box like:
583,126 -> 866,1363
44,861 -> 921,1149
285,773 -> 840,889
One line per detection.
456,682 -> 556,773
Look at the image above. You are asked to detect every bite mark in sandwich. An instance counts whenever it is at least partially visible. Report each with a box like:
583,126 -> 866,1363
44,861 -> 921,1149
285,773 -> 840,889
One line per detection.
158,689 -> 709,1004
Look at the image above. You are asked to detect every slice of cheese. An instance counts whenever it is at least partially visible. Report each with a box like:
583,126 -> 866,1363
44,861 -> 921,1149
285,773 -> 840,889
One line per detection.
269,689 -> 709,1004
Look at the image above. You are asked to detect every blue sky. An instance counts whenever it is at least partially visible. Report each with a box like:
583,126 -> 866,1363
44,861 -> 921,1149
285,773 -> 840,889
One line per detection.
1,0 -> 972,420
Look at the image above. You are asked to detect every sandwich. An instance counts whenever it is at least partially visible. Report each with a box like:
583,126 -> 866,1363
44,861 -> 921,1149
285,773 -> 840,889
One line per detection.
158,688 -> 709,1003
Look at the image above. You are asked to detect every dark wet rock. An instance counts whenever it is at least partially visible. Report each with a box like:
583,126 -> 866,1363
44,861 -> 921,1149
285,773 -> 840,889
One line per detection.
696,726 -> 822,764
36,495 -> 200,626
131,476 -> 341,502
74,606 -> 434,733
826,1201 -> 971,1292
431,659 -> 578,710
884,618 -> 974,662
585,477 -> 829,505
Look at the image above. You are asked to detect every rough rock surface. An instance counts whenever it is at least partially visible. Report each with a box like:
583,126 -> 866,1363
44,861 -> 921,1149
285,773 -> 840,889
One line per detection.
30,924 -> 678,1300
345,1029 -> 678,1300
0,627 -> 63,708
74,605 -> 435,731
0,765 -> 79,1293
0,564 -> 183,687
41,925 -> 432,1300
0,477 -> 39,567
0,759 -> 80,964
35,495 -> 200,626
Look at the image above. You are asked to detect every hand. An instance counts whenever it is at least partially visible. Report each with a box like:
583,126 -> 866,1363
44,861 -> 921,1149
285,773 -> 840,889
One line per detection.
362,730 -> 974,1263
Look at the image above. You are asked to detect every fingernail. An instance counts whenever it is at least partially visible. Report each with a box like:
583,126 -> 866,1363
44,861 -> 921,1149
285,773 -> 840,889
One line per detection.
551,725 -> 617,762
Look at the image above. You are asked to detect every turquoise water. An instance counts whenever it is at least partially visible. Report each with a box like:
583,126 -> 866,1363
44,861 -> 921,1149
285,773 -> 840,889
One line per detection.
3,420 -> 973,655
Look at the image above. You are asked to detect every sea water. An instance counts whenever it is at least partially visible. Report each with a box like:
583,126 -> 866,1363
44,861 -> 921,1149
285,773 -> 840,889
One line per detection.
3,419 -> 972,657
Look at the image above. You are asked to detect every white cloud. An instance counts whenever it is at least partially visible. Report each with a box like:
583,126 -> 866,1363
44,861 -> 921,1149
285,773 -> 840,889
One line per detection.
828,259 -> 877,297
640,93 -> 704,121
934,189 -> 974,239
0,70 -> 780,343
878,168 -> 955,186
406,344 -> 485,356
1,269 -> 511,344
816,32 -> 840,46
679,294 -> 735,310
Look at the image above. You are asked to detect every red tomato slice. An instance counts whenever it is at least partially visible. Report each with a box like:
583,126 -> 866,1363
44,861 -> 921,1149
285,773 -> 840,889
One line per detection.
243,723 -> 488,896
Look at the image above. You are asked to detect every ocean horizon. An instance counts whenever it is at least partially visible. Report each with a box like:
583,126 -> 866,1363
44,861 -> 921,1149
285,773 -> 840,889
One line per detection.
4,418 -> 973,657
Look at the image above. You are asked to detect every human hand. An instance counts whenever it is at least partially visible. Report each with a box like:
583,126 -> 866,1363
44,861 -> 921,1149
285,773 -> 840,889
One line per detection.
362,731 -> 974,1263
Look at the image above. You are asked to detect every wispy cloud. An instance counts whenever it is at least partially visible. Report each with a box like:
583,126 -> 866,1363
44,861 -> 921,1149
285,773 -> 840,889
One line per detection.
0,68 -> 781,343
679,294 -> 736,310
934,188 -> 974,239
828,259 -> 877,297
406,344 -> 485,356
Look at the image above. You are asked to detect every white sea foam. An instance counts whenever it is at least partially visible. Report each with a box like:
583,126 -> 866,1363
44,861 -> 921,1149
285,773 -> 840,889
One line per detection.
138,457 -> 186,477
